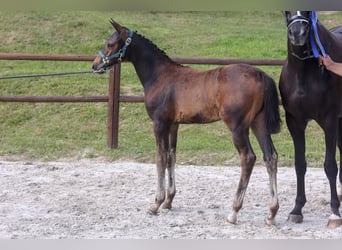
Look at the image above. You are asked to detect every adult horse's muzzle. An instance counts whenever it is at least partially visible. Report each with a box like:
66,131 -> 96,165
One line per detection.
287,19 -> 310,46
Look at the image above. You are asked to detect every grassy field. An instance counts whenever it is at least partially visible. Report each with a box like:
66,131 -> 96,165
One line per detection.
1,11 -> 342,166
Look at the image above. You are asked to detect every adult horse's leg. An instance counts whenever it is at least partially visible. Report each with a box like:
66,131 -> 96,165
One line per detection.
227,126 -> 256,224
320,118 -> 342,228
162,123 -> 179,210
286,112 -> 307,223
251,115 -> 279,225
149,121 -> 170,214
337,118 -> 342,202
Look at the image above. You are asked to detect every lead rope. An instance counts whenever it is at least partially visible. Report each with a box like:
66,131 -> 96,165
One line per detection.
309,11 -> 327,58
0,70 -> 94,80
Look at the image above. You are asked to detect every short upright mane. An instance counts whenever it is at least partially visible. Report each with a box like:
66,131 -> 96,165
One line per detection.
134,31 -> 183,67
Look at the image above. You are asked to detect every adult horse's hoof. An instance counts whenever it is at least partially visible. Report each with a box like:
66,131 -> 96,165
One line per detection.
287,214 -> 303,223
327,214 -> 342,228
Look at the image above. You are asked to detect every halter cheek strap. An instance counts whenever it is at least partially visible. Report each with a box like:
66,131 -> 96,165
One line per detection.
98,30 -> 134,70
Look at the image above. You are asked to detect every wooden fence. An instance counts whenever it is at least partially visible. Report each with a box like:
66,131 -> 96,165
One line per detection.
0,53 -> 285,148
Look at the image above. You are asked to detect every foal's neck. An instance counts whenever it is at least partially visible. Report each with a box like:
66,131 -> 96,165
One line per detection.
126,33 -> 182,90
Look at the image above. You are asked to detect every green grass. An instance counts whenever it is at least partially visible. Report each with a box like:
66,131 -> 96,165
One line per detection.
1,11 -> 341,166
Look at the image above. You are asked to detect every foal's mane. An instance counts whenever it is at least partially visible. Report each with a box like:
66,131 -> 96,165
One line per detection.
134,31 -> 183,67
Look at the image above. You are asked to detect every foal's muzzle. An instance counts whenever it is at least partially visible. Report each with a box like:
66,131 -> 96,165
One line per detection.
93,67 -> 106,74
92,55 -> 109,74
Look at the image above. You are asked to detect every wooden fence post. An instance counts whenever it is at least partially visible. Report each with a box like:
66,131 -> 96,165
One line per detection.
107,64 -> 121,149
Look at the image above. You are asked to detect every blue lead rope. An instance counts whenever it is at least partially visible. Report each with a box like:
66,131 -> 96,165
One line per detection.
309,11 -> 327,58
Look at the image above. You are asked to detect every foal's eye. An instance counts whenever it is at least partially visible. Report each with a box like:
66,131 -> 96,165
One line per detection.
107,43 -> 114,49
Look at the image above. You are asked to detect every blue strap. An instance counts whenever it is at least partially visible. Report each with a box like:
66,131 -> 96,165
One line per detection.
309,11 -> 327,58
98,50 -> 106,59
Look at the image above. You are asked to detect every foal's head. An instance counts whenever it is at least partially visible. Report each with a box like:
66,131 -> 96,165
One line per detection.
284,11 -> 311,46
92,19 -> 133,73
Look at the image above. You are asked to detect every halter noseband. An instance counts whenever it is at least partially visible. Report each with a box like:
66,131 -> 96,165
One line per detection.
98,30 -> 134,70
286,11 -> 310,29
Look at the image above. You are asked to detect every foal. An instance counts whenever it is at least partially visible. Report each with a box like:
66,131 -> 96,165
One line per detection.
92,20 -> 281,225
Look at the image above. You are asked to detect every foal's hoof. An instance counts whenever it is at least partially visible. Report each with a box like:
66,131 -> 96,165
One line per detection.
227,213 -> 237,224
148,207 -> 159,215
327,214 -> 342,228
265,217 -> 276,226
161,203 -> 172,210
287,214 -> 303,224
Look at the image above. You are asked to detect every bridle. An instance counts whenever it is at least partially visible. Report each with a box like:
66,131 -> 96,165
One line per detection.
285,11 -> 327,61
97,30 -> 134,71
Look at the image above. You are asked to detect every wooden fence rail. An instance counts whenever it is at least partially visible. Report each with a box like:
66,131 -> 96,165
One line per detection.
0,53 -> 285,148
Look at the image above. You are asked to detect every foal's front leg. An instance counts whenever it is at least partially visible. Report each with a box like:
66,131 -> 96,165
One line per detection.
149,122 -> 176,214
149,140 -> 168,214
162,124 -> 179,209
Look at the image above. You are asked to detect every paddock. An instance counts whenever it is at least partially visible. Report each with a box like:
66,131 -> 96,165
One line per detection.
0,159 -> 341,239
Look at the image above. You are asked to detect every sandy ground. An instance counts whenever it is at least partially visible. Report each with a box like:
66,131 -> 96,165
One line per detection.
0,159 -> 342,239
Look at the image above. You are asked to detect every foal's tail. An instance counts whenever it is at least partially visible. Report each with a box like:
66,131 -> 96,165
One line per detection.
261,72 -> 281,134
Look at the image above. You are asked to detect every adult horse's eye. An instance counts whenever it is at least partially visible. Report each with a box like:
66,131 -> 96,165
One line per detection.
107,43 -> 114,48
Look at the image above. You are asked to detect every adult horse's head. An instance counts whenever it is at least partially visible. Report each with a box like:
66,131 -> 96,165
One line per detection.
284,11 -> 311,46
92,19 -> 133,73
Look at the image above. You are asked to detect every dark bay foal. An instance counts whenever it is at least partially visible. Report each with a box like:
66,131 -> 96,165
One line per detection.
93,20 -> 281,225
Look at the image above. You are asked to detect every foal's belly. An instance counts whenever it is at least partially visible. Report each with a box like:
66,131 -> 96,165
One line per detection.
175,108 -> 220,124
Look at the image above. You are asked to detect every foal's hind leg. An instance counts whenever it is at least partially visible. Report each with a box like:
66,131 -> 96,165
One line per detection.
252,117 -> 279,225
227,127 -> 256,224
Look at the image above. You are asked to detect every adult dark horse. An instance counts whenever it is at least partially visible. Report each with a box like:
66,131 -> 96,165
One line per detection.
93,20 -> 281,225
280,11 -> 342,228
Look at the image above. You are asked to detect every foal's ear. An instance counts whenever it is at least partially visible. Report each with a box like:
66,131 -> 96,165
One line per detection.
110,19 -> 123,32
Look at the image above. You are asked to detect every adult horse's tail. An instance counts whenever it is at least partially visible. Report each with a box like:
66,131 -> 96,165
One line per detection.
261,72 -> 281,134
